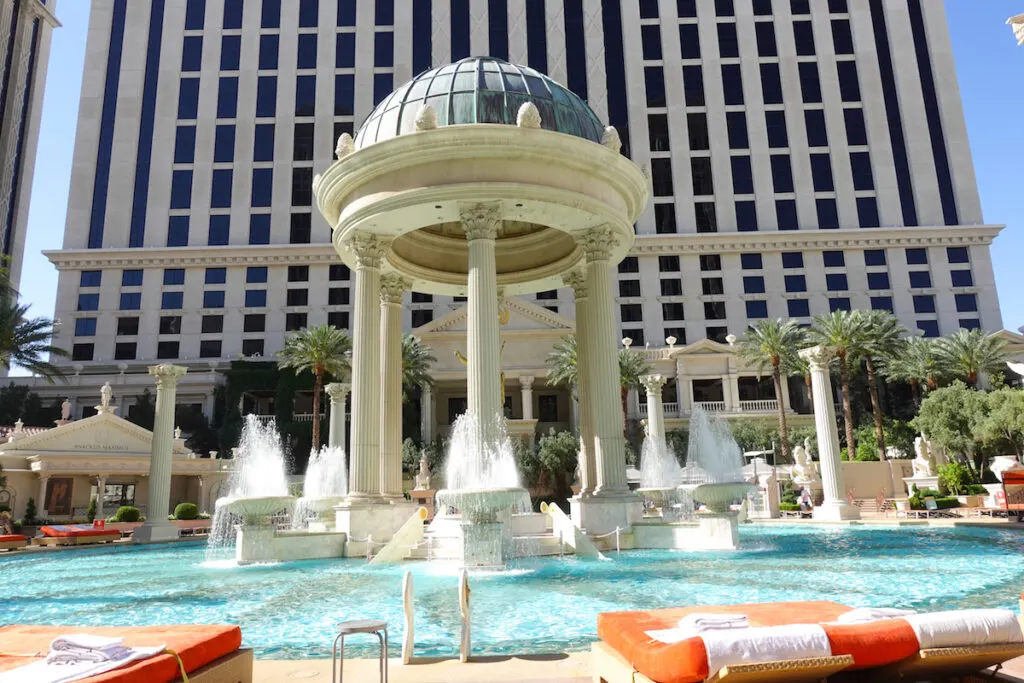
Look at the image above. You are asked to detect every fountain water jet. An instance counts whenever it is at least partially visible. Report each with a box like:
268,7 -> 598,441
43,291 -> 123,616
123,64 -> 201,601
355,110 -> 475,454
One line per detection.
292,446 -> 348,528
638,432 -> 685,520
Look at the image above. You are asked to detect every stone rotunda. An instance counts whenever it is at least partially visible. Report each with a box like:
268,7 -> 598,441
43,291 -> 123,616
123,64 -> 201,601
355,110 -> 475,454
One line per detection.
315,57 -> 650,540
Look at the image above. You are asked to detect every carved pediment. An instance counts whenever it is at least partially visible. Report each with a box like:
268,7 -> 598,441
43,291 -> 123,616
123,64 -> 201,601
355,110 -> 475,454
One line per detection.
416,296 -> 575,334
670,338 -> 735,357
2,412 -> 187,456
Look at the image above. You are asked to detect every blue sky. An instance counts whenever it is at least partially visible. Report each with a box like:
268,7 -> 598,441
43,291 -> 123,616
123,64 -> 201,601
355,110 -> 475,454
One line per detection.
19,1 -> 1024,333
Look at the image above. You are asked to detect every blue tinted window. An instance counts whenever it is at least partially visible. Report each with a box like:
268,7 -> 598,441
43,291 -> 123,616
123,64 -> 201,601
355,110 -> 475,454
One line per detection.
451,0 -> 471,60
181,36 -> 203,72
224,0 -> 243,28
816,198 -> 839,229
765,110 -> 788,147
826,273 -> 848,291
951,270 -> 973,287
374,32 -> 394,67
642,25 -> 663,60
413,0 -> 432,69
211,170 -> 233,209
722,64 -> 744,105
717,22 -> 738,58
736,201 -> 758,232
785,275 -> 807,292
909,271 -> 931,288
810,154 -> 834,192
776,200 -> 798,230
955,293 -> 978,313
253,124 -> 275,162
205,267 -> 227,285
296,75 -> 316,115
249,214 -> 271,244
844,108 -> 868,146
209,215 -> 230,245
913,295 -> 936,314
743,276 -> 766,294
755,21 -> 777,56
252,170 -> 273,207
336,33 -> 356,68
918,320 -> 940,338
741,254 -> 763,270
170,171 -> 193,209
167,216 -> 189,247
871,297 -> 894,312
746,300 -> 768,318
760,63 -> 783,104
247,266 -> 269,283
906,248 -> 928,265
178,78 -> 200,118
837,60 -> 861,101
299,0 -> 319,26
80,271 -> 102,287
164,269 -> 185,285
782,252 -> 803,269
864,249 -> 886,267
805,109 -> 828,147
947,247 -> 969,263
799,62 -> 821,102
338,0 -> 356,25
262,0 -> 281,28
162,291 -> 184,310
727,112 -> 748,149
256,77 -> 277,117
960,319 -> 981,331
679,23 -> 700,59
731,156 -> 754,195
771,155 -> 793,193
376,0 -> 394,24
788,299 -> 810,317
217,77 -> 238,118
221,35 -> 241,70
120,292 -> 142,310
850,152 -> 874,191
204,291 -> 226,308
644,67 -> 666,108
373,73 -> 393,105
297,34 -> 318,69
823,251 -> 845,267
259,35 -> 279,70
214,125 -> 235,163
683,65 -> 704,106
121,269 -> 143,287
867,272 -> 890,290
829,298 -> 851,312
335,74 -> 354,115
174,126 -> 196,164
245,290 -> 267,307
75,318 -> 97,337
77,293 -> 99,311
185,0 -> 206,29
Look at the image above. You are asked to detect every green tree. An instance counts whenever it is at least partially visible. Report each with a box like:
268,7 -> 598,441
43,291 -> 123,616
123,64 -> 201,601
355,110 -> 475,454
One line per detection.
881,337 -> 944,405
277,324 -> 352,451
858,311 -> 906,461
737,319 -> 806,464
127,389 -> 156,430
86,496 -> 97,523
979,387 -> 1024,457
0,299 -> 67,381
935,329 -> 1008,387
809,310 -> 868,459
401,335 -> 436,401
912,381 -> 990,477
536,429 -> 580,503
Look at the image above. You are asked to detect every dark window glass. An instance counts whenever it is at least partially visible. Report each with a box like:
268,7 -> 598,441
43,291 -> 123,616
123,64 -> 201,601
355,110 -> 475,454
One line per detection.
72,344 -> 94,361
80,271 -> 102,287
640,0 -> 659,18
663,302 -> 686,320
214,125 -> 235,163
202,315 -> 224,333
338,0 -> 356,25
163,269 -> 185,285
654,204 -> 676,234
290,213 -> 311,243
766,110 -> 788,147
249,214 -> 271,244
794,21 -> 816,55
823,251 -> 845,267
648,114 -> 670,151
799,62 -> 822,103
837,61 -> 861,101
242,339 -> 265,356
161,292 -> 183,310
645,67 -> 666,107
170,170 -> 192,209
741,254 -> 763,270
286,313 -> 308,331
715,0 -> 734,16
786,274 -> 807,292
178,78 -> 200,119
718,23 -> 739,58
641,25 -> 662,60
918,320 -> 940,338
335,74 -> 355,116
816,199 -> 839,229
117,317 -> 139,335
247,267 -> 268,284
760,63 -> 782,104
776,200 -> 798,230
217,77 -> 238,118
753,0 -> 772,15
412,292 -> 433,303
651,159 -> 674,197
619,257 -> 639,273
706,327 -> 728,343
373,73 -> 393,106
755,22 -> 777,56
850,152 -> 875,191
832,20 -> 854,54
826,273 -> 848,291
700,254 -> 721,271
746,300 -> 768,319
791,0 -> 810,13
691,158 -> 714,196
288,265 -> 310,282
174,126 -> 196,164
329,264 -> 351,280
722,65 -> 744,105
224,0 -> 243,28
296,75 -> 316,116
409,310 -> 432,327
660,255 -> 681,272
695,202 -> 717,233
660,279 -> 682,296
771,155 -> 794,193
262,0 -> 281,28
864,250 -> 886,267
867,272 -> 890,290
209,216 -> 229,245
857,197 -> 880,228
292,168 -> 313,206
702,278 -> 724,295
157,341 -> 180,359
299,0 -> 320,26
245,290 -> 267,308
947,247 -> 970,263
256,77 -> 277,117
704,301 -> 727,320
622,329 -> 645,347
743,276 -> 766,294
252,169 -> 273,207
955,294 -> 978,313
336,33 -> 356,68
788,299 -> 810,317
732,156 -> 754,194
287,289 -> 309,307
727,112 -> 748,149
783,252 -> 804,269
185,0 -> 206,29
376,0 -> 395,23
77,293 -> 99,311
205,267 -> 227,285
167,216 -> 189,246
75,318 -> 97,336
619,280 -> 641,297
844,108 -> 868,146
909,271 -> 932,288
328,287 -> 351,305
204,291 -> 226,308
200,340 -> 222,358
679,24 -> 701,59
291,123 -> 314,162
906,248 -> 928,265
683,65 -> 704,106
913,295 -> 936,314
688,113 -> 709,150
829,0 -> 848,12
829,298 -> 851,312
959,319 -> 981,331
620,304 -> 643,323
297,34 -> 318,70
221,35 -> 241,70
374,32 -> 394,67
810,154 -> 834,192
677,0 -> 697,17
181,36 -> 203,72
736,201 -> 758,231
802,110 -> 826,148
121,270 -> 143,287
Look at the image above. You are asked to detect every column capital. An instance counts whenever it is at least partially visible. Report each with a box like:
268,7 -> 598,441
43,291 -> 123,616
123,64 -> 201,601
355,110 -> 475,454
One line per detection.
380,273 -> 411,304
799,345 -> 833,370
460,202 -> 502,241
346,232 -> 390,269
148,364 -> 188,388
579,226 -> 618,261
518,374 -> 535,389
640,374 -> 667,394
562,269 -> 588,299
421,381 -> 433,395
325,382 -> 351,402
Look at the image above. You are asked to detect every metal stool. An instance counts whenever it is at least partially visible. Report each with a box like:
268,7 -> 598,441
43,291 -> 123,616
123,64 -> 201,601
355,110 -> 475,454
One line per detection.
332,619 -> 388,682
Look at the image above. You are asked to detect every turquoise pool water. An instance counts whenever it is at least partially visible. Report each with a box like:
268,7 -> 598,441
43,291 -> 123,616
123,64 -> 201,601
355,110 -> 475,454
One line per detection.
2,525 -> 1022,659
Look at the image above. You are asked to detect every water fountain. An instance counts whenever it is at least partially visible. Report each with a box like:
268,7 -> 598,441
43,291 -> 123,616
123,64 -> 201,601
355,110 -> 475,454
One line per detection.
292,446 -> 348,529
637,431 -> 685,521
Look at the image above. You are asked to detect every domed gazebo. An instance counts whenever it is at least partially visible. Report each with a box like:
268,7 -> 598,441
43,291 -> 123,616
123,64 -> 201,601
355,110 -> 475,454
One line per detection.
315,57 -> 649,539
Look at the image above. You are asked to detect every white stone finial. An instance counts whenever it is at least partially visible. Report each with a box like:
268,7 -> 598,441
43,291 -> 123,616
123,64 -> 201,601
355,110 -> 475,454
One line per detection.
1009,13 -> 1024,45
175,426 -> 183,440
60,399 -> 71,421
725,334 -> 737,346
516,102 -> 542,129
13,419 -> 24,434
335,132 -> 355,159
622,337 -> 632,349
601,125 -> 622,153
100,382 -> 113,409
415,104 -> 439,131
666,336 -> 677,348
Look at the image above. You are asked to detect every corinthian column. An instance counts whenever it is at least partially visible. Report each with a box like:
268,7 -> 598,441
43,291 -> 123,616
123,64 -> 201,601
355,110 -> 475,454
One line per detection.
564,269 -> 596,496
325,382 -> 350,449
581,227 -> 630,496
134,364 -> 188,543
640,374 -> 668,446
798,346 -> 860,521
346,233 -> 388,502
380,273 -> 410,500
461,203 -> 503,446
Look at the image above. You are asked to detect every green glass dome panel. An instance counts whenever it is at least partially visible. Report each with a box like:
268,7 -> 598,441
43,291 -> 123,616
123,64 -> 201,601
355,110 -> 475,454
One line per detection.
354,57 -> 605,149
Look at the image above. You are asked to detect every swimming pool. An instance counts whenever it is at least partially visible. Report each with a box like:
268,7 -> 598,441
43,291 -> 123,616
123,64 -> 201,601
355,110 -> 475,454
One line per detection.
2,525 -> 1022,659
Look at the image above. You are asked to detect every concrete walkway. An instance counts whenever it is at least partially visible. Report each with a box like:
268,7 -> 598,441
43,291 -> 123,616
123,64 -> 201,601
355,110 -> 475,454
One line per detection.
254,654 -> 590,682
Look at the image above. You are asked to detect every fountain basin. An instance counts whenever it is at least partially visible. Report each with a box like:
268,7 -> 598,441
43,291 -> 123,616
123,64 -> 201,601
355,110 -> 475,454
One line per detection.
689,482 -> 755,514
637,487 -> 678,507
216,496 -> 297,524
295,496 -> 347,515
436,487 -> 531,524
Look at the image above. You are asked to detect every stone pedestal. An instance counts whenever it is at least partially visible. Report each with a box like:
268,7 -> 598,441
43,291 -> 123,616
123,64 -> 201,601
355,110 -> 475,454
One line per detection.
903,476 -> 940,496
697,512 -> 740,550
571,494 -> 643,536
460,522 -> 505,568
134,364 -> 187,544
812,500 -> 862,521
235,525 -> 347,565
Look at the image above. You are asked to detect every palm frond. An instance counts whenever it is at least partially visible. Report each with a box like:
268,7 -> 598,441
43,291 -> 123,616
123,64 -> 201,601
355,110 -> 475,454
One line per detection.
402,335 -> 436,400
934,329 -> 1008,385
736,319 -> 807,374
0,299 -> 67,383
277,324 -> 352,379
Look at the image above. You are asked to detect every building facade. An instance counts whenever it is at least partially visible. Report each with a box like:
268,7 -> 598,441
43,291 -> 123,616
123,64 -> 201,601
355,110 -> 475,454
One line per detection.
0,0 -> 59,288
39,0 -> 1003,431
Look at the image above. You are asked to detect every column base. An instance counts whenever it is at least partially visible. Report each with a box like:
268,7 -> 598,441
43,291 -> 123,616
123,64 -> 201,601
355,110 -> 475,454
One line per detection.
335,500 -> 413,555
812,501 -> 862,521
570,493 -> 643,536
132,523 -> 179,544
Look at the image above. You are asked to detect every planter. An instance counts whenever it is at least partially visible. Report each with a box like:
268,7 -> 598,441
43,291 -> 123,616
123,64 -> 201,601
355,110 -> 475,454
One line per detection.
956,495 -> 983,509
894,500 -> 910,512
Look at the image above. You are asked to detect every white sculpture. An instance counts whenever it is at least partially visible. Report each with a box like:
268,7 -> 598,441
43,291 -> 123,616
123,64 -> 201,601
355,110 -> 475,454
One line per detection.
100,382 -> 113,410
912,436 -> 936,478
459,569 -> 471,663
414,104 -> 438,131
414,452 -> 432,490
402,571 -> 415,664
1009,13 -> 1024,46
922,434 -> 947,467
61,399 -> 72,421
601,125 -> 622,153
334,132 -> 355,159
516,102 -> 541,129
175,426 -> 183,440
791,444 -> 820,485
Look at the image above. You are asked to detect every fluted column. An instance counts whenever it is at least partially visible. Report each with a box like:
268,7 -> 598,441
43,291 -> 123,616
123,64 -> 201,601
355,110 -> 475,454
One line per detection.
519,375 -> 534,420
462,203 -> 503,446
346,233 -> 388,501
38,475 -> 49,516
640,375 -> 668,446
581,228 -> 630,495
325,382 -> 350,449
420,383 -> 434,442
799,346 -> 860,520
380,273 -> 410,500
565,270 -> 596,496
95,476 -> 107,520
135,364 -> 187,542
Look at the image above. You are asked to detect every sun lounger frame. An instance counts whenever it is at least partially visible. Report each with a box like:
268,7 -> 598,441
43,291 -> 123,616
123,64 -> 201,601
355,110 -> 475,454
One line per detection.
591,640 -> 854,683
183,647 -> 253,683
0,538 -> 27,551
32,533 -> 121,547
870,643 -> 1024,680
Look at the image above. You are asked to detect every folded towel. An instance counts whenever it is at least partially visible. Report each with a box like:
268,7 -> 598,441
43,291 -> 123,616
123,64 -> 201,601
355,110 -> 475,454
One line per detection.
678,613 -> 749,630
45,646 -> 134,665
0,634 -> 164,683
702,624 -> 833,674
904,609 -> 1024,649
49,635 -> 123,652
835,607 -> 917,624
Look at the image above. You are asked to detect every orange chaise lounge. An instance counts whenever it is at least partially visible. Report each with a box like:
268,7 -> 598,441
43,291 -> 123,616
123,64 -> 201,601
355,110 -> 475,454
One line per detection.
33,525 -> 121,547
0,625 -> 252,682
592,601 -> 1024,683
0,535 -> 27,551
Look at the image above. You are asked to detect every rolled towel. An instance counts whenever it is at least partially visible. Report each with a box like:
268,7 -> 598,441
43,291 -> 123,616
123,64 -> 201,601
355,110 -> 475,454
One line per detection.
678,613 -> 749,631
836,607 -> 917,624
904,609 -> 1024,649
702,624 -> 833,674
49,635 -> 123,652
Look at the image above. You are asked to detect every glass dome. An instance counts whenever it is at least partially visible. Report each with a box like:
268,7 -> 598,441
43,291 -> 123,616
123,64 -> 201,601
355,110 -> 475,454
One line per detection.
354,57 -> 605,149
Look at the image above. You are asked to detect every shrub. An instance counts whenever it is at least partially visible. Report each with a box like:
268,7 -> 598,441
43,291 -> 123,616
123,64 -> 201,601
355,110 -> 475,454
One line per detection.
173,502 -> 199,520
86,496 -> 97,523
23,497 -> 37,525
938,462 -> 976,496
781,488 -> 798,505
198,512 -> 211,520
780,502 -> 801,512
965,484 -> 988,495
111,506 -> 141,523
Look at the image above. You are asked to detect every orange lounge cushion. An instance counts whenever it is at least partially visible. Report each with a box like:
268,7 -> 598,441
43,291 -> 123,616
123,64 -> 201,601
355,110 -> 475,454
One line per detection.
0,625 -> 242,682
40,525 -> 120,538
822,619 -> 920,670
0,535 -> 26,542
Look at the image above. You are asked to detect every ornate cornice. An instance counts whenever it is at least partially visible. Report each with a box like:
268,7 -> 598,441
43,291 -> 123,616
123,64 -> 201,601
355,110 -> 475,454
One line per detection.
460,202 -> 502,241
379,273 -> 411,304
45,244 -> 339,270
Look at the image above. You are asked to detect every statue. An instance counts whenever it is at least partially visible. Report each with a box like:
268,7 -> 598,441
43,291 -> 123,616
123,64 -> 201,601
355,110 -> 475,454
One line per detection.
414,452 -> 432,490
100,382 -> 113,410
912,436 -> 935,478
61,399 -> 72,421
791,444 -> 820,485
922,434 -> 947,467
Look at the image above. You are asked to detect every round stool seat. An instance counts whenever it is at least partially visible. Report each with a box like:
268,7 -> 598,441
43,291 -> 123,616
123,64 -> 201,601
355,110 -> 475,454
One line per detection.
336,619 -> 387,635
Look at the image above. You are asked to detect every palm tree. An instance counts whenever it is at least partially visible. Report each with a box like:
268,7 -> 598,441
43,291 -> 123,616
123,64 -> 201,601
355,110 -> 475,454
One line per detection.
545,335 -> 652,422
858,310 -> 906,461
401,335 -> 436,401
809,310 -> 867,459
935,329 -> 1008,387
0,299 -> 67,382
737,319 -> 806,464
618,346 -> 653,422
277,324 -> 352,450
881,337 -> 943,405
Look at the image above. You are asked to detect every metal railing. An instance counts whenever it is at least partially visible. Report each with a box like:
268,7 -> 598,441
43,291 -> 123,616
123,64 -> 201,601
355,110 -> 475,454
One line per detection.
293,413 -> 326,422
738,400 -> 779,413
